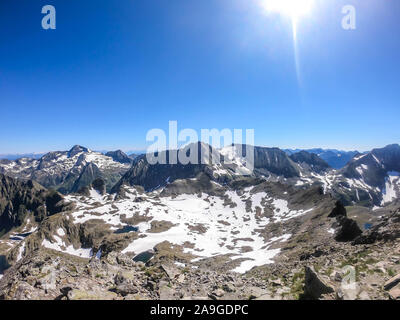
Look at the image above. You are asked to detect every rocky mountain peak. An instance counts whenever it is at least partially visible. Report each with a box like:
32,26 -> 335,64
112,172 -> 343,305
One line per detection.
105,150 -> 132,164
68,145 -> 89,157
289,151 -> 331,173
371,144 -> 400,172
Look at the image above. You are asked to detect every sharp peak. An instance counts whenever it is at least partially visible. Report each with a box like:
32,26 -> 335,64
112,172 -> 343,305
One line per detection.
106,149 -> 126,154
69,145 -> 90,152
68,145 -> 91,157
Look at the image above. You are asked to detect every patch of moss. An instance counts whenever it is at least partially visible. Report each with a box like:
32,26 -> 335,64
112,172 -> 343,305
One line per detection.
387,268 -> 396,277
289,270 -> 305,300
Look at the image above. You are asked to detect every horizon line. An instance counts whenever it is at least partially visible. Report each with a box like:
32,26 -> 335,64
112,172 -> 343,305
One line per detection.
1,142 -> 399,157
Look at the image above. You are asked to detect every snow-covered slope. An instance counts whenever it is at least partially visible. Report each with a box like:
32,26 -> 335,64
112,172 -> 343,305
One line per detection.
31,179 -> 326,274
381,171 -> 400,205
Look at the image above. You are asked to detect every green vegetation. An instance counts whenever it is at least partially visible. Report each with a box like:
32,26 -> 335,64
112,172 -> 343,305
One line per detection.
290,270 -> 305,299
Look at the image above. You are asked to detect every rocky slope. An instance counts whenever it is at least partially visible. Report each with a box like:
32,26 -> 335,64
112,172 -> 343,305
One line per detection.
327,144 -> 400,207
289,151 -> 331,174
0,176 -> 399,300
0,174 -> 65,236
114,143 -> 400,209
0,146 -> 131,194
1,143 -> 400,300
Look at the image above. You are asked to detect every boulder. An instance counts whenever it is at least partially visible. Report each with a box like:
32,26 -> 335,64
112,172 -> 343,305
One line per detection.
384,274 -> 400,291
335,216 -> 363,242
222,283 -> 236,293
304,266 -> 335,299
111,283 -> 139,296
388,286 -> 400,300
161,263 -> 180,279
212,288 -> 225,298
116,253 -> 134,267
328,201 -> 347,218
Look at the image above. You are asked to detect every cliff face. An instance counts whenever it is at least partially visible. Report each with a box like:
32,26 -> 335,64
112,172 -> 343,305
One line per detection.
0,174 -> 65,236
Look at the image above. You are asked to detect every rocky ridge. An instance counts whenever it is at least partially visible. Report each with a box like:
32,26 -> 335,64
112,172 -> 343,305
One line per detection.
0,145 -> 131,194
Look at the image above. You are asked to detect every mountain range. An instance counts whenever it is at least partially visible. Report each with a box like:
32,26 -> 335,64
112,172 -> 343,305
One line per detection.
0,142 -> 399,300
112,143 -> 400,208
0,145 -> 132,194
284,148 -> 359,169
0,143 -> 399,208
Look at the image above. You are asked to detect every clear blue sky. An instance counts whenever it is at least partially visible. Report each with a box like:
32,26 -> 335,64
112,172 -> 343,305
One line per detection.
0,0 -> 399,153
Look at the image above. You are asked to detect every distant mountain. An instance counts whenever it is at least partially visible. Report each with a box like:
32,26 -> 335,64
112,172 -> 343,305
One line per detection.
0,145 -> 131,194
252,146 -> 301,178
105,150 -> 133,164
289,151 -> 331,174
1,143 -> 399,301
331,144 -> 400,206
0,174 -> 65,236
1,143 -> 399,209
284,148 -> 359,169
113,143 -> 329,192
0,153 -> 44,161
113,142 -> 218,192
128,153 -> 141,160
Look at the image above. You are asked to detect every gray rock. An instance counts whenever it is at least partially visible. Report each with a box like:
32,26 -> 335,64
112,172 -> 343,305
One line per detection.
212,288 -> 225,297
116,253 -> 134,267
384,274 -> 400,291
304,266 -> 335,299
161,263 -> 180,279
388,286 -> 400,300
159,282 -> 176,300
222,283 -> 235,293
244,286 -> 268,300
112,283 -> 139,296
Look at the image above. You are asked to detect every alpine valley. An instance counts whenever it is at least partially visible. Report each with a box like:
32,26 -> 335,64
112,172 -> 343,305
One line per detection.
0,143 -> 400,300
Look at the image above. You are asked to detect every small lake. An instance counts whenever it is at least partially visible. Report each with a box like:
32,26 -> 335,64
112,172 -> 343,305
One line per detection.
114,225 -> 139,234
133,250 -> 154,263
0,255 -> 10,274
364,223 -> 372,230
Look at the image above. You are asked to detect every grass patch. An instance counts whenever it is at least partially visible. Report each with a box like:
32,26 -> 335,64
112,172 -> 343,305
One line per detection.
289,270 -> 305,300
388,268 -> 396,277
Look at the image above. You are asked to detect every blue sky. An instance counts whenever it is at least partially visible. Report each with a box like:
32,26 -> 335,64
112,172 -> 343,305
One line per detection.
0,0 -> 399,153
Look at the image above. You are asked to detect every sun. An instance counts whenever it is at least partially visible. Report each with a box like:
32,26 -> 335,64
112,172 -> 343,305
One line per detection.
261,0 -> 314,21
259,0 -> 315,85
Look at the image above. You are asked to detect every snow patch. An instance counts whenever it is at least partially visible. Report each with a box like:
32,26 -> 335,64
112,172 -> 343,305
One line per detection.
42,236 -> 92,258
381,171 -> 400,205
16,242 -> 26,261
57,228 -> 65,236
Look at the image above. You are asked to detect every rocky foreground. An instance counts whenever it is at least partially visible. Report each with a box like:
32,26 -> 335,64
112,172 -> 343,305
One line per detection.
1,170 -> 400,300
1,207 -> 399,300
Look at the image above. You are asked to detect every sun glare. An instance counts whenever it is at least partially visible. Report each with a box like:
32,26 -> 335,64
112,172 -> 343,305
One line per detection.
259,0 -> 315,86
261,0 -> 314,21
